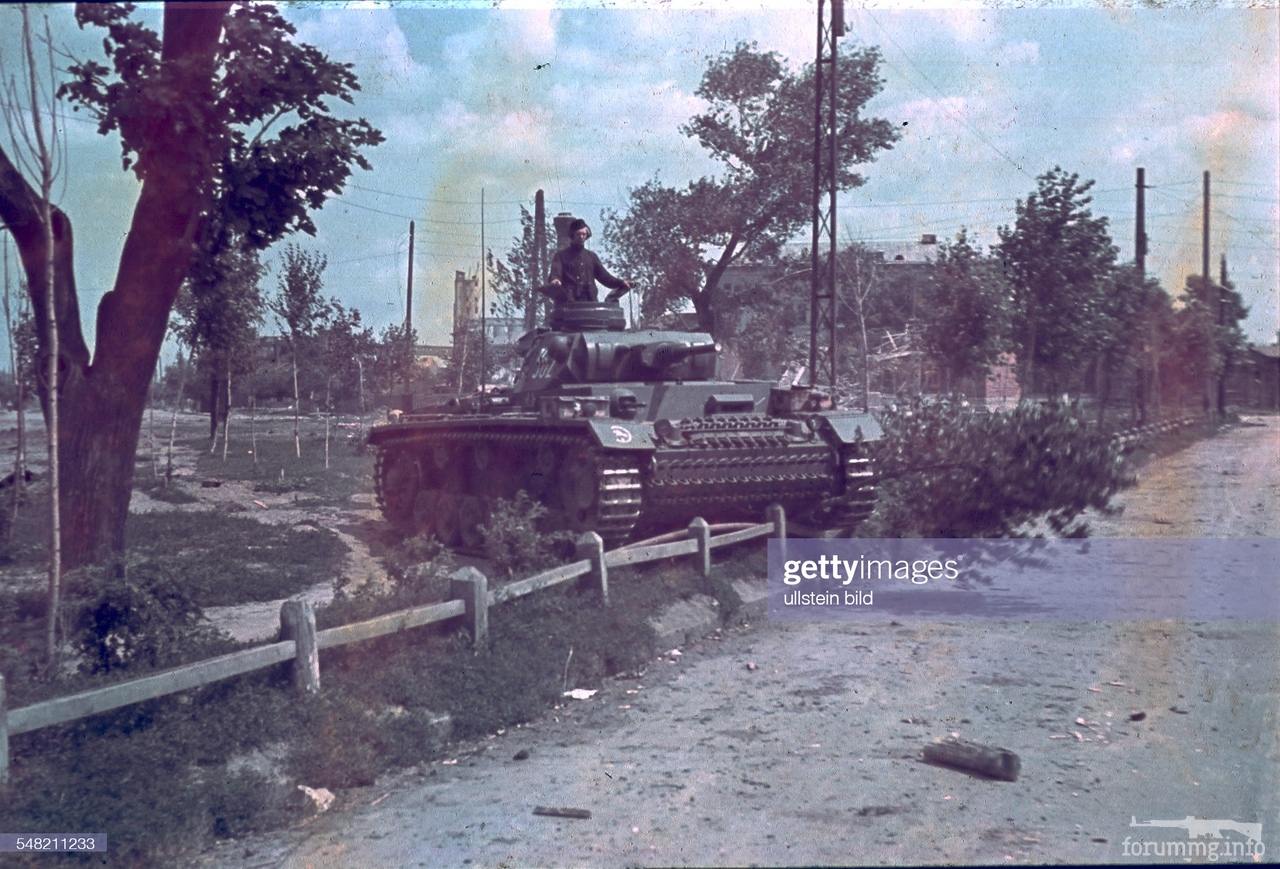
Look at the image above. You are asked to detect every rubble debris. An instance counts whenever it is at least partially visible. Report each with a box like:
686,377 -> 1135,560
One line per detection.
563,688 -> 598,700
297,785 -> 335,813
512,749 -> 530,761
1128,711 -> 1147,721
922,737 -> 1021,782
533,806 -> 592,820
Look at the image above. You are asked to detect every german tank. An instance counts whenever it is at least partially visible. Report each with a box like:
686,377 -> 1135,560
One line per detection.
368,300 -> 881,549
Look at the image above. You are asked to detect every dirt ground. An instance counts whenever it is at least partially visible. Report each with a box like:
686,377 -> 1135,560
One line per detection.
200,415 -> 1279,867
1,408 -> 392,642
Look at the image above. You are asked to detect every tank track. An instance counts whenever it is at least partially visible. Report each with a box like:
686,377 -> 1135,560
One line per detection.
372,430 -> 644,548
374,422 -> 878,549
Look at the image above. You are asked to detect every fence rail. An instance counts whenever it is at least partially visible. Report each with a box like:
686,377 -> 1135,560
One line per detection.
0,505 -> 786,783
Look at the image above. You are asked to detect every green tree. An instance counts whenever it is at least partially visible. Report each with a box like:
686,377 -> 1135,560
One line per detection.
171,245 -> 264,438
604,41 -> 898,335
315,299 -> 375,412
489,204 -> 553,327
1094,264 -> 1171,424
997,167 -> 1118,395
1170,271 -> 1247,415
0,2 -> 381,568
918,231 -> 1011,391
270,245 -> 330,457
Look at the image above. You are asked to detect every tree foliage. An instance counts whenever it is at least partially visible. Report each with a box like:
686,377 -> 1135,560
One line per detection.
998,167 -> 1118,393
488,204 -> 553,324
918,231 -> 1011,389
868,398 -> 1134,538
0,2 -> 382,568
605,41 -> 898,334
62,3 -> 382,250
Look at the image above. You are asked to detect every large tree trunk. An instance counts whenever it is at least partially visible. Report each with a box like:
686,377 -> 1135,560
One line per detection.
0,3 -> 230,570
58,377 -> 145,566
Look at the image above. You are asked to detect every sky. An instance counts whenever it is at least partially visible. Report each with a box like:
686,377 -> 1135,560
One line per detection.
0,0 -> 1276,355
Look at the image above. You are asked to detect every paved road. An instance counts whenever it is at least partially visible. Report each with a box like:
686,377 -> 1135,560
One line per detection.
223,417 -> 1280,867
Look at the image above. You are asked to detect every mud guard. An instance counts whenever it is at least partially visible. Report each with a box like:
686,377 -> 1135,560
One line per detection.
587,418 -> 655,450
815,411 -> 883,445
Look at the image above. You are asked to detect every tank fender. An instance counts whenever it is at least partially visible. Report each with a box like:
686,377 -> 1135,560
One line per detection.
814,411 -> 883,445
587,418 -> 655,450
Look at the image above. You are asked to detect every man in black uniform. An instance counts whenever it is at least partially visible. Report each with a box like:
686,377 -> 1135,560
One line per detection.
545,218 -> 632,303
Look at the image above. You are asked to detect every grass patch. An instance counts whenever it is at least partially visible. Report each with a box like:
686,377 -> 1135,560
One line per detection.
190,432 -> 373,506
134,475 -> 201,505
123,512 -> 348,607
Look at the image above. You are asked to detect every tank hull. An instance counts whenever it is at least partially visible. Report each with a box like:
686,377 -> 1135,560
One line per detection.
368,400 -> 879,549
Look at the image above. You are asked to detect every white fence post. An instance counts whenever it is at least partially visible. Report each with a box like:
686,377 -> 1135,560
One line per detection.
577,532 -> 609,606
767,503 -> 787,562
450,567 -> 490,648
689,517 -> 711,577
1,673 -> 9,785
279,600 -> 320,695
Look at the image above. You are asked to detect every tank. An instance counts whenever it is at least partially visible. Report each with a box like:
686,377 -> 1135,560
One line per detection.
368,300 -> 881,549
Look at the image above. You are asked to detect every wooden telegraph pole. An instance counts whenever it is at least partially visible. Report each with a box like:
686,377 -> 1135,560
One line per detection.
527,190 -> 546,332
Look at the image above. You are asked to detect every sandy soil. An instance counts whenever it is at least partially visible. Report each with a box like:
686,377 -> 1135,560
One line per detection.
203,416 -> 1279,867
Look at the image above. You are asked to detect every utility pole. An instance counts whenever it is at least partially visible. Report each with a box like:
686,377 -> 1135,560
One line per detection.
1136,167 -> 1155,422
809,0 -> 844,392
403,220 -> 415,404
405,220 -> 414,334
480,187 -> 487,400
1218,253 -> 1229,414
1202,171 -> 1210,288
527,190 -> 545,332
1202,170 -> 1212,415
1135,167 -> 1147,276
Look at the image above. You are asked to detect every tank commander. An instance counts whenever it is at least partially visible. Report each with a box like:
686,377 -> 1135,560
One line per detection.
544,218 -> 632,304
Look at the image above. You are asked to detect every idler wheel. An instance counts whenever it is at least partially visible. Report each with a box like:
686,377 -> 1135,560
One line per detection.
557,450 -> 599,530
526,443 -> 558,496
378,450 -> 419,530
412,490 -> 440,536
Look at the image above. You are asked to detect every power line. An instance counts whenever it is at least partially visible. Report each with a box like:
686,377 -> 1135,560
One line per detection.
862,8 -> 1036,183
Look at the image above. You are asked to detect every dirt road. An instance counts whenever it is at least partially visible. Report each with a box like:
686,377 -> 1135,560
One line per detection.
220,418 -> 1280,866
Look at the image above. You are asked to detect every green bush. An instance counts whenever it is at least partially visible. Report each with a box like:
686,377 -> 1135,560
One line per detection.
73,560 -> 235,674
868,398 -> 1135,538
480,492 -> 575,578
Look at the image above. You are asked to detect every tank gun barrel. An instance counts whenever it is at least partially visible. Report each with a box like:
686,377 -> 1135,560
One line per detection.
640,340 -> 718,369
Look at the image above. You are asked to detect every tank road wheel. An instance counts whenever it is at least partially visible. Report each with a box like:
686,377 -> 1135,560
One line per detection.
412,490 -> 441,536
458,495 -> 488,551
557,449 -> 600,531
434,491 -> 463,546
375,447 -> 420,532
525,443 -> 558,497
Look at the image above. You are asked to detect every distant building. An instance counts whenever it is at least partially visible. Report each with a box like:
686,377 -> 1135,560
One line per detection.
453,270 -> 480,334
1226,343 -> 1280,410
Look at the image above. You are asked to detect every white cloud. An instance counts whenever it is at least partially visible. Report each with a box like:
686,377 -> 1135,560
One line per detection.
998,40 -> 1040,64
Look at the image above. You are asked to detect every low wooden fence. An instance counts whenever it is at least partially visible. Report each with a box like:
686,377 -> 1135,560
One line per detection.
1109,414 -> 1201,449
0,505 -> 787,783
